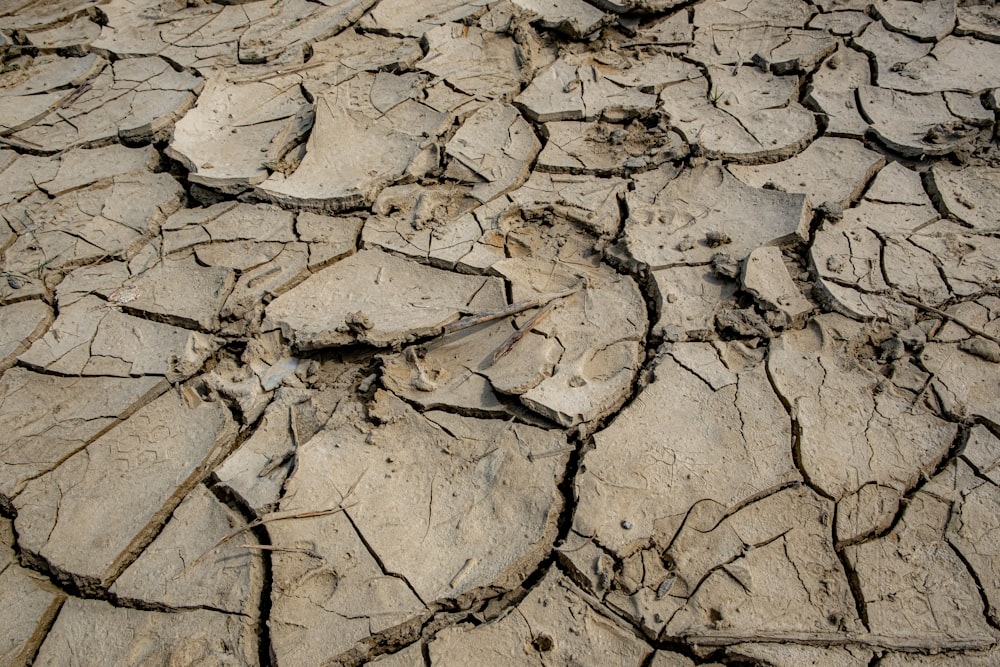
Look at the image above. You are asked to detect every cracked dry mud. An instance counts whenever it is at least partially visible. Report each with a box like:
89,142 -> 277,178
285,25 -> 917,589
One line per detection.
1,1 -> 1000,666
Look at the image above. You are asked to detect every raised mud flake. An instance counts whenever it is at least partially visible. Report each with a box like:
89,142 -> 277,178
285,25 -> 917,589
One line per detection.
537,119 -> 686,176
0,299 -> 51,371
12,389 -> 237,592
620,162 -> 810,270
9,56 -> 203,152
768,315 -> 959,539
263,248 -> 507,350
32,597 -> 257,666
573,343 -> 798,557
513,56 -> 658,123
110,485 -> 263,615
660,64 -> 816,163
804,42 -> 872,138
166,74 -> 312,193
858,85 -> 991,158
957,4 -> 1000,42
729,137 -> 884,211
417,23 -> 527,100
0,368 -> 166,510
873,35 -> 1000,95
444,102 -> 541,204
844,490 -> 997,646
237,0 -> 377,64
0,517 -> 65,667
879,650 -> 1000,666
873,0 -> 957,41
489,238 -> 647,429
649,265 -> 738,341
428,568 -> 652,665
741,246 -> 812,328
928,165 -> 1000,232
651,486 -> 861,641
1,170 -> 184,279
509,0 -> 606,39
255,72 -> 449,212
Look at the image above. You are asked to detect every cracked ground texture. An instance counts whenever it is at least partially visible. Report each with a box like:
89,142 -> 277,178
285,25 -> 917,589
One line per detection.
1,0 -> 1000,664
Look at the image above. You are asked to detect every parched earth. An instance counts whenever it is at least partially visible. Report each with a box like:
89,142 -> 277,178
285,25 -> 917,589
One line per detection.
1,0 -> 1000,664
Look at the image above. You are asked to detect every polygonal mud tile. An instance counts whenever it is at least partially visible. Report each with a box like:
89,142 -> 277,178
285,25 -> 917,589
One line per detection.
110,485 -> 263,615
13,388 -> 237,593
0,518 -> 65,667
648,486 -> 861,641
804,42 -> 872,138
692,0 -> 813,27
768,315 -> 958,543
859,85 -> 991,158
417,23 -> 527,100
620,162 -> 810,270
844,489 -> 998,647
928,165 -> 1000,232
688,25 -> 836,72
729,137 -> 884,210
0,299 -> 51,371
573,342 -> 798,557
429,569 -> 653,665
237,0 -> 376,64
660,64 -> 816,163
514,55 -> 658,122
255,72 -> 449,212
8,56 -> 202,152
0,368 -> 166,511
1,170 -> 183,278
957,4 -> 1000,41
445,102 -> 541,203
264,248 -> 507,350
32,597 -> 257,666
167,74 -> 312,193
873,0 -> 957,41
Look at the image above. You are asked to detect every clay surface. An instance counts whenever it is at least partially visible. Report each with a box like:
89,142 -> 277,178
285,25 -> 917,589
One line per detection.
2,0 -> 1000,664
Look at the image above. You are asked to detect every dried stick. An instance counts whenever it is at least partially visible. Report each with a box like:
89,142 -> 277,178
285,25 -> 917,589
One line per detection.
443,284 -> 580,336
491,300 -> 557,364
900,296 -> 1000,346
